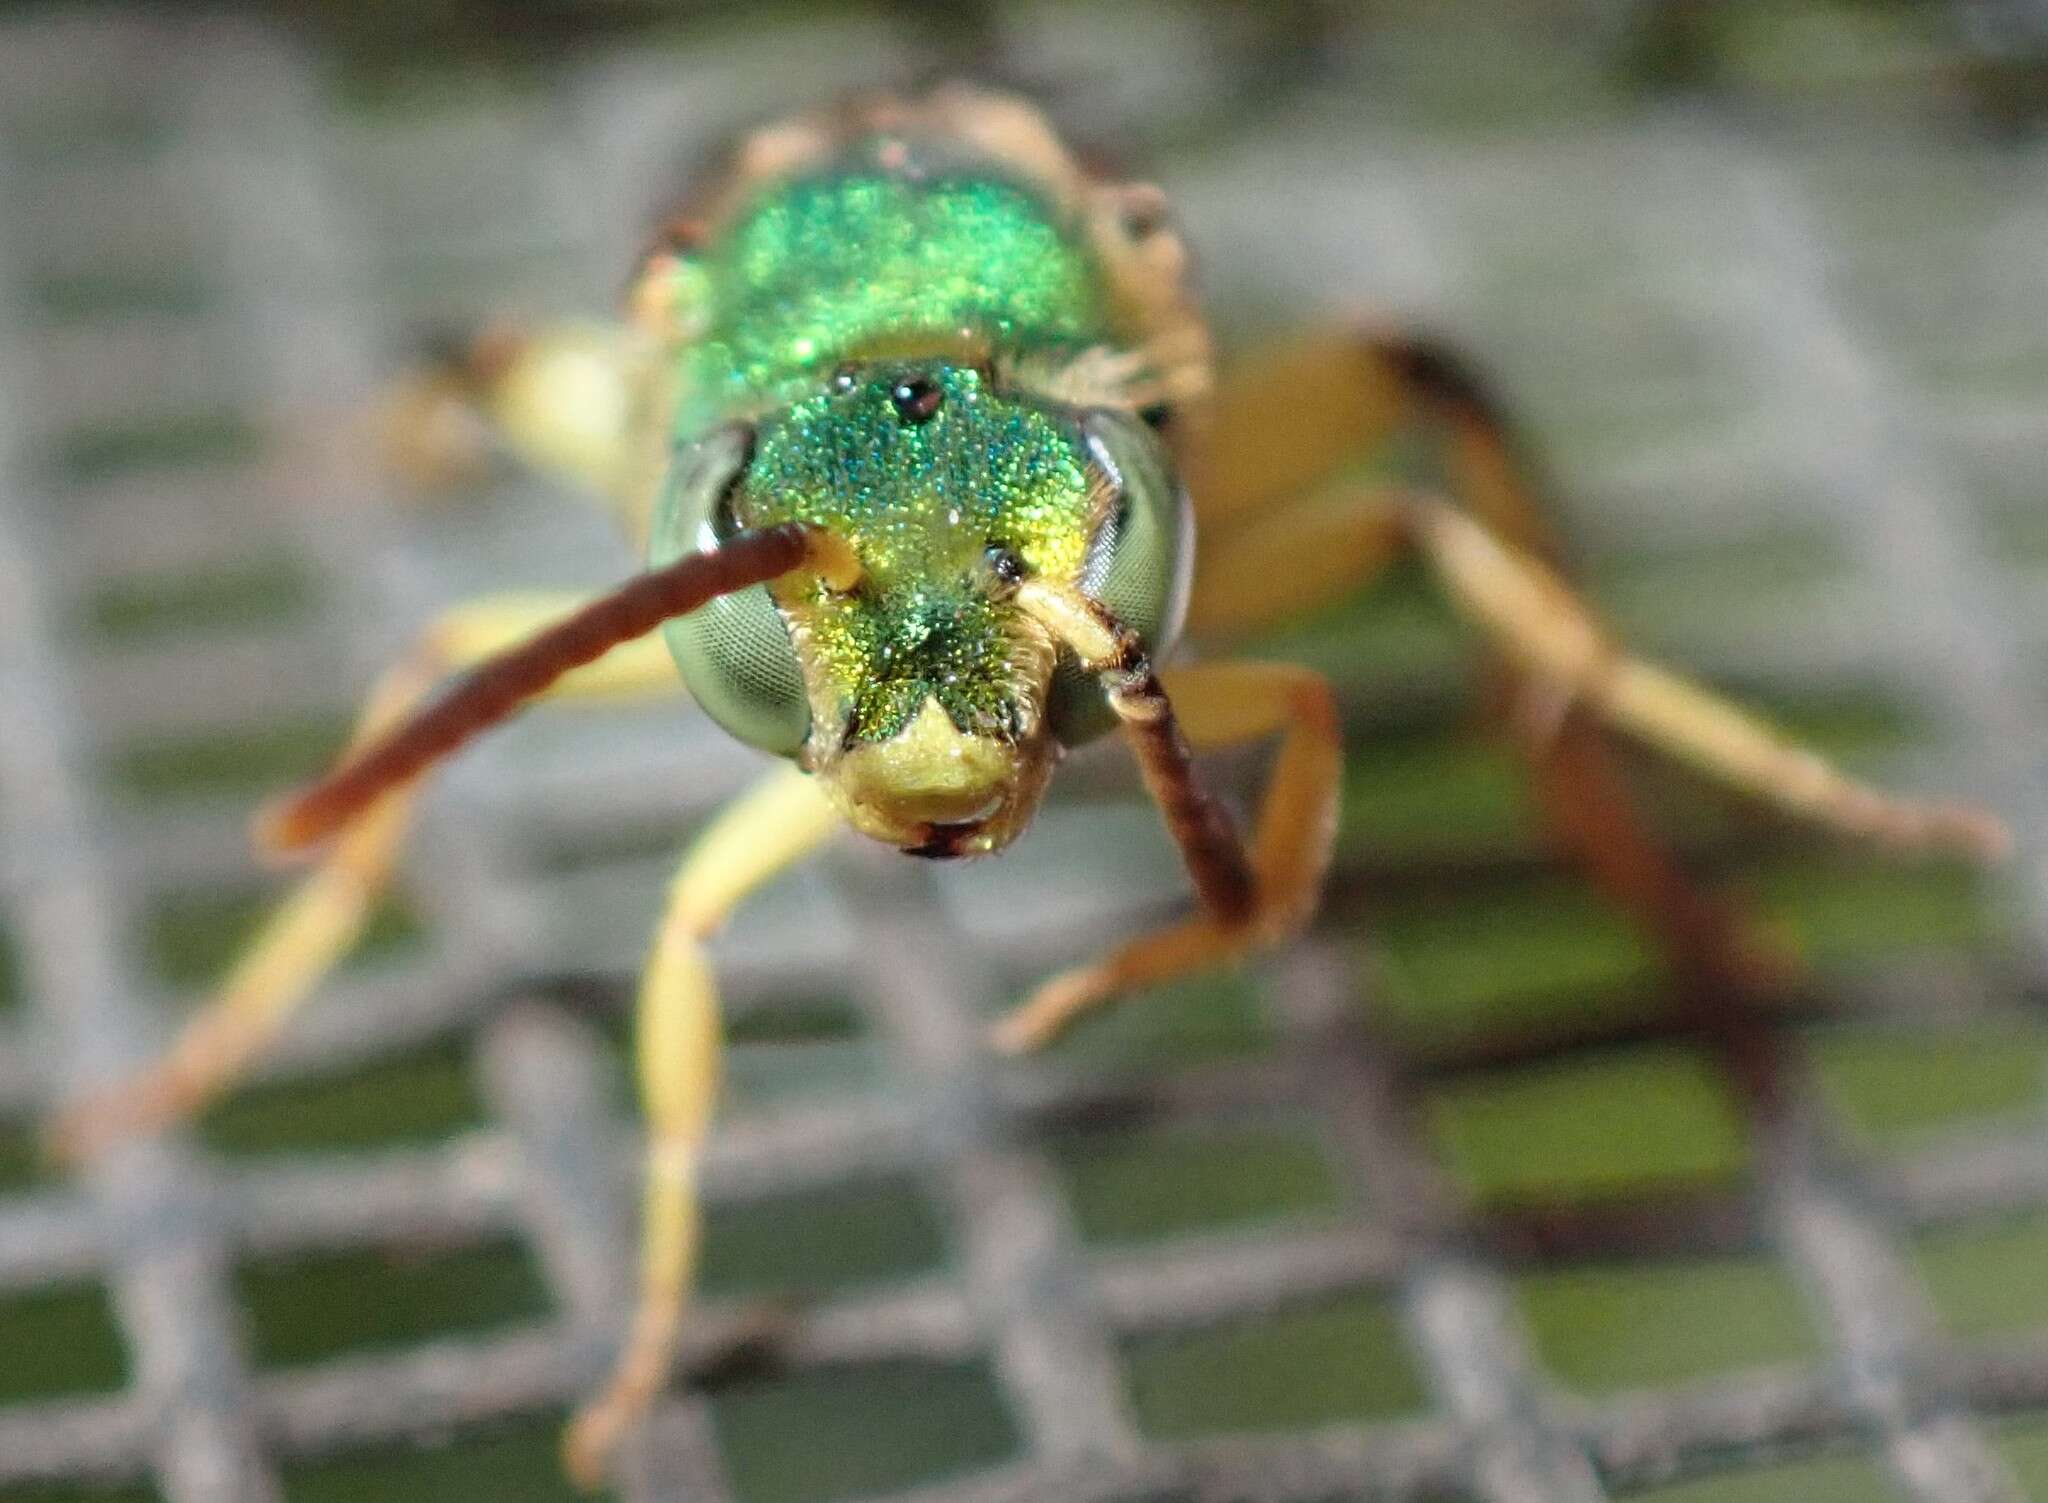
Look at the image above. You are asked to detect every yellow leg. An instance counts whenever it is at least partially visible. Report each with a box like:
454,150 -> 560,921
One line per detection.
1185,323 -> 2008,860
1182,324 -> 1557,637
1000,480 -> 2009,1051
1185,481 -> 1409,638
1181,332 -> 1409,538
993,661 -> 1342,1051
1402,497 -> 2009,860
1185,326 -> 2003,1010
47,594 -> 680,1163
1196,483 -> 2003,862
562,764 -> 841,1489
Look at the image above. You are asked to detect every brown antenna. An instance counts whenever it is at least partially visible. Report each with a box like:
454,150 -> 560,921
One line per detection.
262,523 -> 847,852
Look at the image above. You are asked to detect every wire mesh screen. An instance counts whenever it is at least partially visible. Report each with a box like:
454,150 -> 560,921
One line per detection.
2,5 -> 2048,1502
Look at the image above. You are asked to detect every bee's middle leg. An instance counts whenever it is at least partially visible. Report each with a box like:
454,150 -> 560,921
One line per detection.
1182,328 -> 2005,1004
47,594 -> 679,1163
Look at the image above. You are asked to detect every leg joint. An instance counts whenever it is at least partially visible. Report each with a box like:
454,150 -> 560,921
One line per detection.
1360,326 -> 1510,429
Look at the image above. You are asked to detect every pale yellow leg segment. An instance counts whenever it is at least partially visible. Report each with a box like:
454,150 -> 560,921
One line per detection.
993,661 -> 1342,1051
1186,482 -> 1410,638
1188,478 -> 2005,862
1186,325 -> 2002,1008
563,765 -> 841,1490
1182,333 -> 1408,535
1180,326 -> 1541,641
1405,498 -> 2011,861
47,595 -> 681,1164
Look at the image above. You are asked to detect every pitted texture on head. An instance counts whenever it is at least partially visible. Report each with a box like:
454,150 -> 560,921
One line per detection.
737,364 -> 1097,745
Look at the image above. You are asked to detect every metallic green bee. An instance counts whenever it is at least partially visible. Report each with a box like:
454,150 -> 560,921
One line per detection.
54,87 -> 2006,1485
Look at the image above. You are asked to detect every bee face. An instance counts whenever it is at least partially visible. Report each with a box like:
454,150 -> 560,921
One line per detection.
745,362 -> 1087,852
656,360 -> 1191,856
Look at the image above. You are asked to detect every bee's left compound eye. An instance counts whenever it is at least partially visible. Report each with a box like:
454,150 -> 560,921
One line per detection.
650,424 -> 814,757
1045,410 -> 1194,746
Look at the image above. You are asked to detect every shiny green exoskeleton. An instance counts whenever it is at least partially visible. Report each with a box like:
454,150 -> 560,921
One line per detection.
647,123 -> 1197,853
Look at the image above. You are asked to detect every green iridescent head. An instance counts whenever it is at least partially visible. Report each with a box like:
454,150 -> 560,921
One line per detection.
655,359 -> 1191,857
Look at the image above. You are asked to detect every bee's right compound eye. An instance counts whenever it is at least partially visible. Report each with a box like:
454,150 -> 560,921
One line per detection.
650,424 -> 814,757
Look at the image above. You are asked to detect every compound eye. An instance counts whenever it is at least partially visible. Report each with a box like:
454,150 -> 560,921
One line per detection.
1079,409 -> 1193,656
648,424 -> 813,756
1046,410 -> 1194,745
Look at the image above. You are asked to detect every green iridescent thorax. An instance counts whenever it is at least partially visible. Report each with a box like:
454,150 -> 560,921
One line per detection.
734,364 -> 1095,747
674,165 -> 1108,432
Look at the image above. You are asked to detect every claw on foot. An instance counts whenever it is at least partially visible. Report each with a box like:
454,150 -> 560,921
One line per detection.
990,969 -> 1097,1055
562,1300 -> 682,1490
562,1400 -> 630,1494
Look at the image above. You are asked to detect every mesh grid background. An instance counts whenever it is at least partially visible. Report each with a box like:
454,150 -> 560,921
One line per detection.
3,5 -> 2048,1502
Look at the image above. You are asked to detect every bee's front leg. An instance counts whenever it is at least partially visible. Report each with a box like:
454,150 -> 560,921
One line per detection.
563,764 -> 841,1489
994,659 -> 1342,1052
